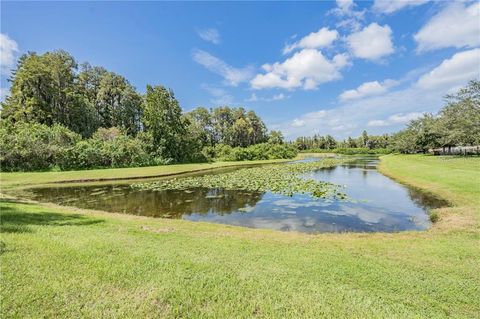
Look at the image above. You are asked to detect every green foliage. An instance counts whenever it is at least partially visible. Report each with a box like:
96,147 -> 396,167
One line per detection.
391,80 -> 480,153
268,130 -> 284,144
186,106 -> 268,149
0,124 -> 165,171
203,143 -> 298,161
301,148 -> 391,155
142,85 -> 190,162
133,158 -> 349,199
63,127 -> 157,169
429,211 -> 440,223
0,122 -> 81,171
1,51 -> 143,138
295,132 -> 390,151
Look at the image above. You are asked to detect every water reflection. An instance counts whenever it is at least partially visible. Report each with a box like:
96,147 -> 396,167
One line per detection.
31,186 -> 264,218
27,156 -> 447,233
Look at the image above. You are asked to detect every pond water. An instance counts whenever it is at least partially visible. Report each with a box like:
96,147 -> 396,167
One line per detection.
27,157 -> 447,233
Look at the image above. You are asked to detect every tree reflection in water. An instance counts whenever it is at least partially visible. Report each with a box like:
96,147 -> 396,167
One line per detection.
30,185 -> 265,218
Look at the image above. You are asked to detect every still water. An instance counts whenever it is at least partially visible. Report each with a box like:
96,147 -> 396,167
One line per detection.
27,157 -> 446,233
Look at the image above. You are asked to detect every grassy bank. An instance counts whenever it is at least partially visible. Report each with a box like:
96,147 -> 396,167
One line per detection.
1,155 -> 479,318
0,158 -> 294,190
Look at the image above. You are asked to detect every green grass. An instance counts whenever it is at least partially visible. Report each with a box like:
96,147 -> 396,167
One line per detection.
1,155 -> 479,318
378,154 -> 480,208
0,158 -> 293,190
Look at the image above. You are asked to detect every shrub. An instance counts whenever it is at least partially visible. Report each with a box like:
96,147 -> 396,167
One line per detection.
204,143 -> 298,162
429,212 -> 440,223
0,122 -> 81,171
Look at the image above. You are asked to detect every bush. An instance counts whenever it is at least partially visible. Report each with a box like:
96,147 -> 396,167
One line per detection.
0,124 -> 162,171
429,211 -> 440,223
0,122 -> 81,171
62,127 -> 158,169
205,143 -> 298,162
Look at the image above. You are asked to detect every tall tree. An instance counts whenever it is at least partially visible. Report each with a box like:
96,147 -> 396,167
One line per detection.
2,50 -> 78,127
268,130 -> 284,144
142,85 -> 187,161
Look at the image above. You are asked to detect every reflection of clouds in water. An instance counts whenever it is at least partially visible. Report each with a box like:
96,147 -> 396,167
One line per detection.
195,214 -> 344,233
31,156 -> 439,233
272,199 -> 321,209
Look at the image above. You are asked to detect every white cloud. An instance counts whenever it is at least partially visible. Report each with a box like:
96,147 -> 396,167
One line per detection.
389,112 -> 424,123
0,33 -> 19,74
416,48 -> 480,90
197,28 -> 220,44
331,0 -> 365,31
346,23 -> 394,61
368,112 -> 423,127
245,92 -> 289,102
276,49 -> 478,139
373,0 -> 429,14
192,49 -> 254,86
336,0 -> 354,14
283,27 -> 338,54
414,2 -> 480,52
367,120 -> 389,127
251,49 -> 349,90
291,119 -> 306,127
339,79 -> 398,101
201,84 -> 234,105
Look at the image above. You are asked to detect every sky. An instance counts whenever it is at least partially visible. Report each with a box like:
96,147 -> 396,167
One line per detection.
1,0 -> 479,140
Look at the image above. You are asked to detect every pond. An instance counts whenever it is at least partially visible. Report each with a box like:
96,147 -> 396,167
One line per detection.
26,156 -> 447,233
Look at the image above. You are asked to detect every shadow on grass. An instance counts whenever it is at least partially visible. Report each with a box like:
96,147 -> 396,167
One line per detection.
0,202 -> 104,234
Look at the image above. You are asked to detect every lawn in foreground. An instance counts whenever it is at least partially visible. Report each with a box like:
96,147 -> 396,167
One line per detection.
1,155 -> 479,318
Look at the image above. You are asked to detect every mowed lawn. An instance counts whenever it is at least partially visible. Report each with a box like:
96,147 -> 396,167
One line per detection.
1,155 -> 479,318
0,158 -> 295,190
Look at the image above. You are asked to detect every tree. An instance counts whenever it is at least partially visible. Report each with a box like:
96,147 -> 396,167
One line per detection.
361,130 -> 369,147
184,107 -> 215,148
2,50 -> 78,128
142,85 -> 187,161
96,72 -> 143,135
268,130 -> 284,144
436,80 -> 480,147
246,110 -> 268,145
324,135 -> 337,149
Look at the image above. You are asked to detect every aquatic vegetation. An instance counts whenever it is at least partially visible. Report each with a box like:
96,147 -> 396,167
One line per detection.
132,159 -> 350,199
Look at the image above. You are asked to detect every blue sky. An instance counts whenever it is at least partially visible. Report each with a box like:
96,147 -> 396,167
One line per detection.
1,1 -> 479,139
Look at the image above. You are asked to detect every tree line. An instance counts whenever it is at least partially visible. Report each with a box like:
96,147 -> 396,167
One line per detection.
0,50 -> 293,171
293,80 -> 479,154
1,49 -> 477,171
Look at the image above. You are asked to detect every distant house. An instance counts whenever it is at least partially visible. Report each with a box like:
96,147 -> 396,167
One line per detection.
429,146 -> 480,155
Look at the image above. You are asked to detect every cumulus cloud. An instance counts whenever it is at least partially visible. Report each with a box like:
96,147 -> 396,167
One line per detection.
368,112 -> 424,127
0,33 -> 19,74
373,0 -> 429,14
192,49 -> 254,86
416,48 -> 480,90
331,0 -> 365,31
283,27 -> 338,54
197,28 -> 220,44
251,49 -> 349,90
414,2 -> 480,52
277,49 -> 478,139
339,79 -> 398,101
346,23 -> 394,61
